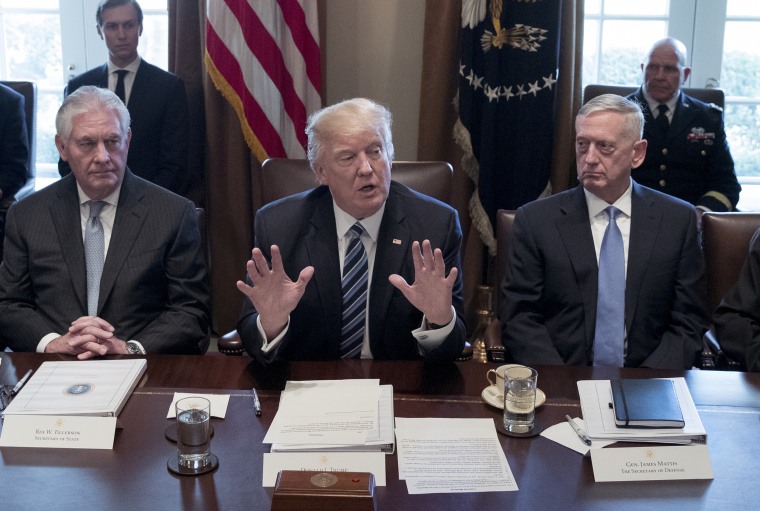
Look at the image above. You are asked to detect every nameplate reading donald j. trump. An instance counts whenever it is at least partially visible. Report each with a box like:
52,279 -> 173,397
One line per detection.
590,445 -> 713,482
0,415 -> 116,449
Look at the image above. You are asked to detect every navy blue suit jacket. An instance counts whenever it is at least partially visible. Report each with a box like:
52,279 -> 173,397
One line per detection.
60,60 -> 188,194
238,182 -> 466,364
501,182 -> 709,369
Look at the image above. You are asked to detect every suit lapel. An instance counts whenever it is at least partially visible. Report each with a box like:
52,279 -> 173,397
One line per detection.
304,194 -> 342,339
95,64 -> 109,88
50,176 -> 88,313
98,171 -> 148,313
129,60 -> 151,108
556,187 -> 601,345
368,191 -> 410,348
625,183 -> 660,328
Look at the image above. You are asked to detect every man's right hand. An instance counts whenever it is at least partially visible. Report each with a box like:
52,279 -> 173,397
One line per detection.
236,245 -> 314,339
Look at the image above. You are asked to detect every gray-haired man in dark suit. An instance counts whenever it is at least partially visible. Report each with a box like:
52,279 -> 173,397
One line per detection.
0,86 -> 208,357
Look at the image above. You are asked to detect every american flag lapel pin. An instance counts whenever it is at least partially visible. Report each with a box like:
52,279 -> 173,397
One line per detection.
393,239 -> 402,245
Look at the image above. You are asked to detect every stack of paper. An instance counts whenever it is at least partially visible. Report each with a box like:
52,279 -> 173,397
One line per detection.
578,378 -> 707,445
2,359 -> 146,417
264,379 -> 395,453
395,417 -> 517,494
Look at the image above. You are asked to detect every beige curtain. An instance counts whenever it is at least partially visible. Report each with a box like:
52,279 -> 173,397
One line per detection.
418,0 -> 584,326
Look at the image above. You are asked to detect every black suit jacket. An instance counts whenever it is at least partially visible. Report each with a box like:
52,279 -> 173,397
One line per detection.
713,228 -> 760,371
60,60 -> 188,194
500,182 -> 708,369
0,82 -> 29,203
0,170 -> 209,353
238,182 -> 466,364
627,88 -> 740,211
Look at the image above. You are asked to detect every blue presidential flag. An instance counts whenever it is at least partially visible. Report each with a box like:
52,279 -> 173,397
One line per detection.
455,0 -> 560,254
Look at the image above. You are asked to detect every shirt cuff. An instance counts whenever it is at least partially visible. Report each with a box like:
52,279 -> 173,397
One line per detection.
257,315 -> 290,353
37,333 -> 61,353
412,306 -> 456,355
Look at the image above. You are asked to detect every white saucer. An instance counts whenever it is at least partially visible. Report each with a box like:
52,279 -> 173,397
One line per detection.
481,385 -> 546,410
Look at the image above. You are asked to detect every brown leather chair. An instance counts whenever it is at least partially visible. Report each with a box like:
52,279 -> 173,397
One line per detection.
582,84 -> 725,109
701,212 -> 760,370
483,209 -> 515,363
259,158 -> 453,204
217,159 -> 455,356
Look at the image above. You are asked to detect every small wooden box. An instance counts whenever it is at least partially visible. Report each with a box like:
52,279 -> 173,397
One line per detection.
271,470 -> 376,511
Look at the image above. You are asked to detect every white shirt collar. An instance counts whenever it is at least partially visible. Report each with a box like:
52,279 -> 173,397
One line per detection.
107,55 -> 141,74
583,180 -> 633,219
77,182 -> 121,208
332,201 -> 385,243
642,88 -> 679,117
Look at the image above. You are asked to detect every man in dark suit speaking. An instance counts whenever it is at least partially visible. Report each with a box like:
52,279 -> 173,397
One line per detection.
0,86 -> 209,357
60,0 -> 188,195
236,98 -> 466,364
501,94 -> 708,370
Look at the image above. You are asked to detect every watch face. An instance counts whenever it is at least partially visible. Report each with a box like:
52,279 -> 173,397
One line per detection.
126,342 -> 142,355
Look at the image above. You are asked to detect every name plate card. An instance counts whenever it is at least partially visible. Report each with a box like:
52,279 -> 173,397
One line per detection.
0,415 -> 117,449
263,452 -> 386,486
590,444 -> 713,482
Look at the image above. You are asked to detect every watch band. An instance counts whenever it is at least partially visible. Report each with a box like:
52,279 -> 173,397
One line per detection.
125,341 -> 145,355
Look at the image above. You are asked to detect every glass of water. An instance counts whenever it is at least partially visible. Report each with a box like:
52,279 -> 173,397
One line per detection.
503,366 -> 537,434
176,396 -> 211,471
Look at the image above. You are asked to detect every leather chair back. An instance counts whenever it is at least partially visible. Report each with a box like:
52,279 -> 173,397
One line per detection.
702,212 -> 760,311
260,158 -> 453,205
583,84 -> 725,109
0,81 -> 36,200
495,209 -> 516,310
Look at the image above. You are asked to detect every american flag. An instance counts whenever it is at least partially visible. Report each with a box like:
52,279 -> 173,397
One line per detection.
205,0 -> 321,162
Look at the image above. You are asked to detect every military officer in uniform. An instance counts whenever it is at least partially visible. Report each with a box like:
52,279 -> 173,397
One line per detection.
627,37 -> 740,216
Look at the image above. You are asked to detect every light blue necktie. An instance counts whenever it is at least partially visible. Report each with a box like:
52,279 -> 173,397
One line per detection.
594,206 -> 625,367
85,201 -> 105,316
340,222 -> 368,359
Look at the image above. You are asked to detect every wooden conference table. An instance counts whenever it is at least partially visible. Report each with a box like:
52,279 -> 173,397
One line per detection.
0,352 -> 758,511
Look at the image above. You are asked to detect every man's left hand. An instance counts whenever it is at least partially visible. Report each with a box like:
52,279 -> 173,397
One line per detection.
388,239 -> 456,325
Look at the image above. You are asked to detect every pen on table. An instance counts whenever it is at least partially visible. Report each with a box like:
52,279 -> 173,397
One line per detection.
252,388 -> 262,416
565,415 -> 592,446
11,369 -> 33,397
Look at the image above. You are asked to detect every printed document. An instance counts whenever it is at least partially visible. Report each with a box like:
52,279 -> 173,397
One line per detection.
264,379 -> 381,446
395,417 -> 518,494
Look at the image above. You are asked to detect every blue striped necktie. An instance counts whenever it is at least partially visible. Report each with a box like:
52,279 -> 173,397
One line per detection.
340,222 -> 368,358
594,206 -> 626,367
85,201 -> 106,316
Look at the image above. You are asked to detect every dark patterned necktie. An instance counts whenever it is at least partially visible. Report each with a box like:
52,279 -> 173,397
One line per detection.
656,104 -> 670,136
340,222 -> 368,358
85,201 -> 106,316
594,206 -> 625,367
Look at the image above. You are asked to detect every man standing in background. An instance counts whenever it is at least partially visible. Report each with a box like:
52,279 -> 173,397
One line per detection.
60,0 -> 188,195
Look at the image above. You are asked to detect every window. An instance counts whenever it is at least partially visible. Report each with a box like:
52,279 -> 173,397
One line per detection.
583,0 -> 760,210
0,0 -> 168,189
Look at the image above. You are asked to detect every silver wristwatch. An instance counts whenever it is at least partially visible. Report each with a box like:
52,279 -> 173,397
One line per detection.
125,341 -> 146,355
